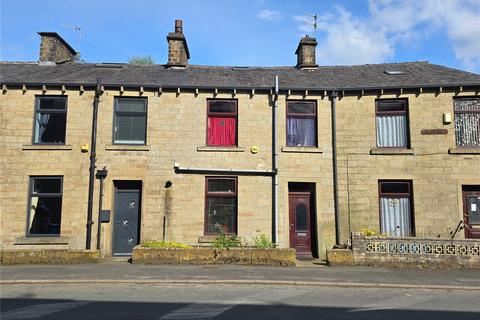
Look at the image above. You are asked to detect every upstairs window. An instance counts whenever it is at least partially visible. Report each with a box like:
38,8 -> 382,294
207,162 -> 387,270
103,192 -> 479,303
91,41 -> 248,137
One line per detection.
376,99 -> 409,148
205,177 -> 237,235
114,98 -> 147,144
28,176 -> 63,236
207,100 -> 237,146
286,101 -> 317,147
454,97 -> 480,147
33,96 -> 67,144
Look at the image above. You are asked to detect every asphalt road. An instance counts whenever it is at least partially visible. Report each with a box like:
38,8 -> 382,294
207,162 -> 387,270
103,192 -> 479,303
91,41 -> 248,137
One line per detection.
1,283 -> 479,320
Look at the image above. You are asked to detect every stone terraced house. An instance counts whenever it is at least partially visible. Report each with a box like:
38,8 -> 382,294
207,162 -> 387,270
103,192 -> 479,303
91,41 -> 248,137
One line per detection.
1,20 -> 479,260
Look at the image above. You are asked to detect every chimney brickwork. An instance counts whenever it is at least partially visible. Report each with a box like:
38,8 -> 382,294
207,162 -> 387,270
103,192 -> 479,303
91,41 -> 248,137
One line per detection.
38,32 -> 77,64
295,36 -> 318,69
166,20 -> 190,67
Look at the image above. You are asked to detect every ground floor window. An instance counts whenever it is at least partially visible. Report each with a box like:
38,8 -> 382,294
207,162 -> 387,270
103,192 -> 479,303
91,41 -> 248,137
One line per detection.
379,180 -> 414,237
205,177 -> 237,234
27,176 -> 63,236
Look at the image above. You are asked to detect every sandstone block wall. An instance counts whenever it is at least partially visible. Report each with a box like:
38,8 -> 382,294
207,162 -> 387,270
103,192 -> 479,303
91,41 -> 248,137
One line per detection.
1,89 -> 334,259
335,91 -> 480,242
1,87 -> 478,260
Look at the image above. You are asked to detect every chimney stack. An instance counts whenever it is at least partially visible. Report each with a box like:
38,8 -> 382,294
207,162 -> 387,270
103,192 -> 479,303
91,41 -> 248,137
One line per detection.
38,32 -> 77,64
166,20 -> 190,67
295,35 -> 318,69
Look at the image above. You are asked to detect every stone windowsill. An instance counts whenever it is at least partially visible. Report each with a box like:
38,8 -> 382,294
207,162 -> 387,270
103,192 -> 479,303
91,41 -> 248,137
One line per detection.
105,144 -> 151,151
22,144 -> 73,151
448,147 -> 480,154
197,146 -> 245,152
14,236 -> 70,245
198,235 -> 242,243
281,146 -> 323,153
370,148 -> 415,155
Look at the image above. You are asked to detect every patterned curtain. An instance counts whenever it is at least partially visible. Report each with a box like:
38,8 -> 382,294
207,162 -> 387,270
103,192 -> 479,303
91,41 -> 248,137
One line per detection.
454,99 -> 480,147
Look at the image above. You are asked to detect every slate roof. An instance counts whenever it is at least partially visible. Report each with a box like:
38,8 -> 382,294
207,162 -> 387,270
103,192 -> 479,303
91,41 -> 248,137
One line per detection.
1,61 -> 479,91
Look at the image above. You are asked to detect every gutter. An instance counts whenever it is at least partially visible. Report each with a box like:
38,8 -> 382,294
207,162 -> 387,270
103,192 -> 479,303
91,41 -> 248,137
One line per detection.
1,82 -> 479,93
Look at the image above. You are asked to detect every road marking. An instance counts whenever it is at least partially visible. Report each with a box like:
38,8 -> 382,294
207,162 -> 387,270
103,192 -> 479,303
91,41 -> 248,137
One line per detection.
158,303 -> 236,319
158,287 -> 298,319
1,301 -> 88,320
348,293 -> 434,313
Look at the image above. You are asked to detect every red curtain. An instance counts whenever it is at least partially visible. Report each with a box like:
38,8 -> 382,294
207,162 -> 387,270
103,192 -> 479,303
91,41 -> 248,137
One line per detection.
208,116 -> 236,146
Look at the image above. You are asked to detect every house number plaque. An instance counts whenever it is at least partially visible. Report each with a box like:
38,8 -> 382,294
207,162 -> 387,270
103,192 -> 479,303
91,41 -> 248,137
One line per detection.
420,129 -> 448,135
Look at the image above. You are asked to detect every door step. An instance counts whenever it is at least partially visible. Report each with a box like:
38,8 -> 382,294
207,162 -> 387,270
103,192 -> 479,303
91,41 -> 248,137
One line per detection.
296,258 -> 327,267
102,256 -> 132,264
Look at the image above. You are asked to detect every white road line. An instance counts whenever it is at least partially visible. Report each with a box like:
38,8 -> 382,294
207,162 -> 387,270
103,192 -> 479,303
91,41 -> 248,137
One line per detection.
348,293 -> 433,313
158,287 -> 298,319
158,303 -> 237,320
1,301 -> 88,320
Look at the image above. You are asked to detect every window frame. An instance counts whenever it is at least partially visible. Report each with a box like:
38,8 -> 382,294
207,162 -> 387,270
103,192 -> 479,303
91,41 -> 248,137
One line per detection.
378,180 -> 415,236
26,176 -> 63,237
375,99 -> 410,149
113,97 -> 148,145
453,96 -> 480,148
206,99 -> 238,147
286,100 -> 318,147
204,176 -> 238,235
32,96 -> 68,145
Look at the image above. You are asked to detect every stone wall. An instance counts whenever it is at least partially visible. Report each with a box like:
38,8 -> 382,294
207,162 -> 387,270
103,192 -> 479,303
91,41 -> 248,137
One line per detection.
39,33 -> 76,63
0,88 -> 335,259
352,233 -> 480,269
1,86 -> 478,260
132,246 -> 296,266
335,91 -> 480,243
0,249 -> 100,265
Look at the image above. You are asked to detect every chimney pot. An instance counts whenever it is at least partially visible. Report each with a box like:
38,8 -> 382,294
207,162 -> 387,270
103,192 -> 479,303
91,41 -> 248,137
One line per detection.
175,20 -> 183,33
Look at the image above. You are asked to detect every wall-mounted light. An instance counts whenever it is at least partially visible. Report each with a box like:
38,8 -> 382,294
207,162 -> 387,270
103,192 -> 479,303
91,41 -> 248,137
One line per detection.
95,169 -> 108,179
443,113 -> 452,124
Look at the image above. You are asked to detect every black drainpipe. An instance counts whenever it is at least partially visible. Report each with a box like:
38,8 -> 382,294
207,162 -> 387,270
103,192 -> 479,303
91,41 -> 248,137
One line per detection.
86,78 -> 101,250
272,76 -> 279,244
330,91 -> 341,246
96,167 -> 108,250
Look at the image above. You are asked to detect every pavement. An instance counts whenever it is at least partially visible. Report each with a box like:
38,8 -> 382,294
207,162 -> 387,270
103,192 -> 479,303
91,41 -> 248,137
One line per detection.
2,259 -> 480,291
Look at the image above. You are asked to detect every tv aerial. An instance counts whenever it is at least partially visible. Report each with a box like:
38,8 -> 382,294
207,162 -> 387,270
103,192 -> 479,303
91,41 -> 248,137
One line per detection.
61,24 -> 83,60
302,13 -> 317,38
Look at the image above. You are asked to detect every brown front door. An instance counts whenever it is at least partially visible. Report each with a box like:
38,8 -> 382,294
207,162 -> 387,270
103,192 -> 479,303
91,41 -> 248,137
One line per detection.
289,192 -> 312,258
463,189 -> 480,238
